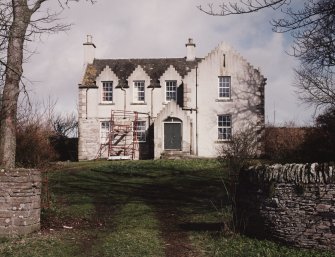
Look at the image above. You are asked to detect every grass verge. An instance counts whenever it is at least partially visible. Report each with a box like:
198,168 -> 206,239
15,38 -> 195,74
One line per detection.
191,232 -> 335,257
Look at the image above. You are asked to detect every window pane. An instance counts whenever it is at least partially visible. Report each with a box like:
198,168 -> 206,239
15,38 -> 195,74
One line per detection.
134,81 -> 145,102
134,120 -> 146,142
166,81 -> 177,101
218,76 -> 231,98
102,81 -> 113,102
218,115 -> 232,140
100,121 -> 110,143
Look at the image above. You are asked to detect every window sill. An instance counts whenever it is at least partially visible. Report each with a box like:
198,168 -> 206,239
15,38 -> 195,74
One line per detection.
215,140 -> 231,144
99,102 -> 115,105
163,101 -> 176,105
131,102 -> 147,105
216,98 -> 232,102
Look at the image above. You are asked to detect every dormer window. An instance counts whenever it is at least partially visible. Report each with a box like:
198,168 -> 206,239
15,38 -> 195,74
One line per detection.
166,80 -> 177,102
133,81 -> 145,102
102,81 -> 113,102
218,76 -> 231,99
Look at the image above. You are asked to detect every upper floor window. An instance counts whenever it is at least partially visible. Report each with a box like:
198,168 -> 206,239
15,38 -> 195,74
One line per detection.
134,120 -> 146,142
166,80 -> 177,102
218,76 -> 231,98
102,81 -> 113,102
100,121 -> 110,143
133,81 -> 145,102
218,115 -> 231,140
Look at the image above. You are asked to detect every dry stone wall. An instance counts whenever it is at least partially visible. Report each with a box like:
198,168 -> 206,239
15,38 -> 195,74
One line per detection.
237,163 -> 335,251
0,169 -> 41,236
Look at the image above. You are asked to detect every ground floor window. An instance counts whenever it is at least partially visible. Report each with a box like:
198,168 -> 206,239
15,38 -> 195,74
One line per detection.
100,121 -> 110,143
134,120 -> 146,142
218,115 -> 231,140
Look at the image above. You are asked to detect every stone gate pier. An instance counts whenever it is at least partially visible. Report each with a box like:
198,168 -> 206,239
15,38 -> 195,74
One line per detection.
0,169 -> 41,236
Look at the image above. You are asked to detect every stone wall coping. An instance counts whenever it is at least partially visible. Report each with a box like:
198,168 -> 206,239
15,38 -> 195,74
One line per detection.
243,163 -> 334,184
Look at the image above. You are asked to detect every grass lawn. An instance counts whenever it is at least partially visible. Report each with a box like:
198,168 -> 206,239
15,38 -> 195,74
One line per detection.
0,159 -> 334,257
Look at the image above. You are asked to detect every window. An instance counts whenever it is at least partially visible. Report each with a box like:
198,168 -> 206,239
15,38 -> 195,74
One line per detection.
100,121 -> 110,143
166,80 -> 177,101
134,120 -> 146,142
134,81 -> 145,102
218,76 -> 231,98
218,115 -> 232,140
102,81 -> 113,102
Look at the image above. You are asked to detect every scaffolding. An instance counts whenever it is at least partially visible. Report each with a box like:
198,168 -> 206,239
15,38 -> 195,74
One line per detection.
96,110 -> 140,160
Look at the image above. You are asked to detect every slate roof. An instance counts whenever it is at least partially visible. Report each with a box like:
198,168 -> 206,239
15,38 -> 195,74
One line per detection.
80,58 -> 202,88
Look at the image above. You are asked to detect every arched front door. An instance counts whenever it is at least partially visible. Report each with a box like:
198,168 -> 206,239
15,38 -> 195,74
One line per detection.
164,117 -> 182,150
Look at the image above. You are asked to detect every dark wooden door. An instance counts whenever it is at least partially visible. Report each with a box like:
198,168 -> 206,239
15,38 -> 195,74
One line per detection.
164,123 -> 182,150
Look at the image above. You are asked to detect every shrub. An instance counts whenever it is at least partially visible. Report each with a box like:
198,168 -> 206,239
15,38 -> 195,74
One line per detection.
15,100 -> 78,167
16,121 -> 58,167
264,108 -> 335,163
217,124 -> 261,231
264,126 -> 308,162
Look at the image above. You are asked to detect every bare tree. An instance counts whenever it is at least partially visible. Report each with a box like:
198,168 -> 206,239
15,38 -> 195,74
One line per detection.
0,0 -> 94,168
52,113 -> 78,138
295,65 -> 335,109
198,0 -> 335,110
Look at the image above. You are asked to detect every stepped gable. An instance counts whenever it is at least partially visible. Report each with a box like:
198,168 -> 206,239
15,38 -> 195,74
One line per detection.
81,58 -> 202,87
202,42 -> 266,82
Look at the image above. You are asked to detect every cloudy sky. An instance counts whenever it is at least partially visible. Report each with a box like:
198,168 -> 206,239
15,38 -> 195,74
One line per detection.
24,0 -> 313,125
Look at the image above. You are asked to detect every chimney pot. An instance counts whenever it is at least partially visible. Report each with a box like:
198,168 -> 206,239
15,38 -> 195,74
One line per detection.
87,35 -> 93,44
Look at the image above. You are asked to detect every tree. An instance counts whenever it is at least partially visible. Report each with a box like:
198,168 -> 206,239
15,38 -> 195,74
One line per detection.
302,107 -> 335,161
198,0 -> 335,110
52,113 -> 78,138
0,0 -> 93,168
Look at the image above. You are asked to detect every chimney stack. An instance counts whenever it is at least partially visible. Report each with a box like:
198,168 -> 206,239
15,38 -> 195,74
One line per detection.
185,38 -> 196,61
83,35 -> 96,66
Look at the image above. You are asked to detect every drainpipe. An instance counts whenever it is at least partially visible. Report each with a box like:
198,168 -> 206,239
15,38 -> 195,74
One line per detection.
190,121 -> 193,154
120,87 -> 126,117
151,87 -> 155,122
85,88 -> 89,119
195,66 -> 198,156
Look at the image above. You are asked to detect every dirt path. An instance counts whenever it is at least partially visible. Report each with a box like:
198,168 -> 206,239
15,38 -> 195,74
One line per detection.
139,183 -> 203,257
40,163 -> 217,257
155,208 -> 202,257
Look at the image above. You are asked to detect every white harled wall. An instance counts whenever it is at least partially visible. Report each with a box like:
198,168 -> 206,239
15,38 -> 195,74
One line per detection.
186,43 -> 264,157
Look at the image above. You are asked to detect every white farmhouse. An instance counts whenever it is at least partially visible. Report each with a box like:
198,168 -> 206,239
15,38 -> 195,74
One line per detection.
78,37 -> 266,160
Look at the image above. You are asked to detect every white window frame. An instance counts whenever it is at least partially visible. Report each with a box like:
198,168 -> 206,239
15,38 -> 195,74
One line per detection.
102,81 -> 113,102
133,80 -> 145,102
165,80 -> 177,102
218,76 -> 231,99
134,120 -> 146,142
100,121 -> 110,144
218,114 -> 232,141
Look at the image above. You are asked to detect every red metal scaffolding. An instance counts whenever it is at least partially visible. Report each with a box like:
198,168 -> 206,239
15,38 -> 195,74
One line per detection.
96,110 -> 140,160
